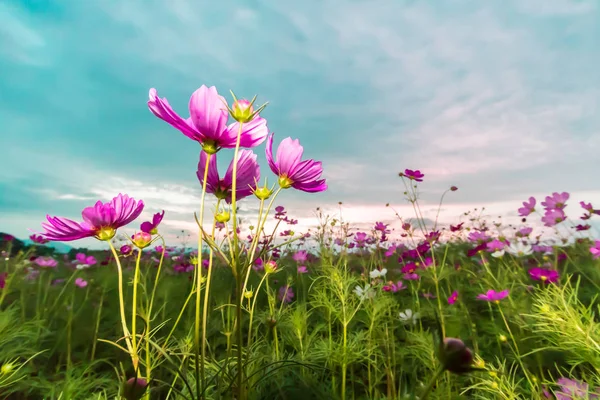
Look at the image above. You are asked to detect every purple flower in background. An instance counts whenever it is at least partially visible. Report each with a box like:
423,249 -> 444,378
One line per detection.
40,194 -> 144,242
35,257 -> 58,268
197,149 -> 260,203
448,291 -> 458,305
382,281 -> 406,293
590,240 -> 600,259
518,197 -> 536,217
278,285 -> 295,303
541,192 -> 569,210
75,253 -> 97,267
402,169 -> 424,182
0,273 -> 7,289
265,133 -> 327,193
297,265 -> 308,274
487,239 -> 506,252
477,289 -> 509,303
75,278 -> 88,288
120,245 -> 132,255
148,85 -> 268,153
292,250 -> 308,263
29,234 -> 48,244
528,267 -> 559,284
516,227 -> 533,237
554,377 -> 599,400
541,209 -> 566,227
140,211 -> 165,235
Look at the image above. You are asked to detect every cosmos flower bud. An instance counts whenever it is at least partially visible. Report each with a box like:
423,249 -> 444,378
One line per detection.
131,232 -> 152,249
120,245 -> 132,255
215,210 -> 231,223
244,290 -> 253,299
1,362 -> 14,375
253,184 -> 274,200
122,377 -> 148,400
231,99 -> 254,123
450,186 -> 458,192
440,338 -> 474,374
265,260 -> 277,274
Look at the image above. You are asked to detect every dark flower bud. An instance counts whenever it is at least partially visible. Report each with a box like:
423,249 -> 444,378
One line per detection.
122,377 -> 148,400
440,338 -> 474,374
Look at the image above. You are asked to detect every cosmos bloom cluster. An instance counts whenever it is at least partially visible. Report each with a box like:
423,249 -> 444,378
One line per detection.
38,85 -> 327,243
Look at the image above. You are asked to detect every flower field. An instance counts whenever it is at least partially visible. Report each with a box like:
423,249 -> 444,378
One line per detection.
1,86 -> 600,400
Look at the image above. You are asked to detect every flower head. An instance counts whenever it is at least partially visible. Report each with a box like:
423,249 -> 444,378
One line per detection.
541,209 -> 566,227
541,192 -> 569,210
402,169 -> 424,182
40,194 -> 144,242
278,285 -> 294,303
197,149 -> 260,203
34,257 -> 58,268
29,234 -> 48,244
590,240 -> 600,259
518,197 -> 536,217
440,338 -> 474,374
148,86 -> 268,153
448,291 -> 458,305
122,377 -> 149,400
75,278 -> 88,288
528,267 -> 559,284
265,134 -> 327,193
140,211 -> 164,235
477,289 -> 509,303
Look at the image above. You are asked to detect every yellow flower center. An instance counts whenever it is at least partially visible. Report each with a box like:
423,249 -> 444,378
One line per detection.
95,227 -> 116,241
278,175 -> 294,189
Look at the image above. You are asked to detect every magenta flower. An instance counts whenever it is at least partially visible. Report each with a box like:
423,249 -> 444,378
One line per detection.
487,239 -> 506,252
403,169 -> 424,182
554,377 -> 599,400
516,227 -> 533,237
477,289 -> 509,302
541,209 -> 566,227
75,278 -> 88,288
292,250 -> 308,263
197,149 -> 260,203
0,273 -> 7,289
29,234 -> 48,244
518,197 -> 536,217
120,245 -> 132,255
265,134 -> 327,193
278,285 -> 295,303
140,211 -> 164,235
35,257 -> 58,268
528,267 -> 559,284
40,194 -> 144,242
541,192 -> 569,210
448,290 -> 458,305
148,86 -> 268,153
297,265 -> 308,274
382,281 -> 406,293
75,253 -> 97,266
590,240 -> 600,259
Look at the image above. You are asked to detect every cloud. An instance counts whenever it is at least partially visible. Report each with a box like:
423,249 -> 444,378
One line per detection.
1,0 -> 599,247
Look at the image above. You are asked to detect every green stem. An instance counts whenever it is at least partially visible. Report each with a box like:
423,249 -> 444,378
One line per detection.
419,366 -> 445,399
131,248 -> 143,372
107,242 -> 134,357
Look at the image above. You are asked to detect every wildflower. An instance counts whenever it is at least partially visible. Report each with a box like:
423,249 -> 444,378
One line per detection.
404,272 -> 420,280
491,250 -> 505,258
541,209 -> 566,227
148,86 -> 268,154
528,267 -> 559,284
297,265 -> 308,274
265,134 -> 327,192
402,169 -> 424,182
382,281 -> 406,293
292,250 -> 308,263
477,289 -> 509,303
120,245 -> 132,255
468,231 -> 490,243
590,240 -> 600,259
374,222 -> 391,234
264,260 -> 277,274
1,234 -> 14,242
506,241 -> 533,257
574,224 -> 591,231
278,285 -> 294,303
554,377 -> 600,400
29,234 -> 48,244
516,227 -> 533,237
541,192 -> 569,210
215,210 -> 231,223
487,239 -> 506,252
518,197 -> 536,217
450,185 -> 458,191
440,338 -> 474,374
399,309 -> 420,325
448,290 -> 458,305
369,268 -> 387,279
40,194 -> 144,242
132,232 -> 152,249
122,377 -> 149,400
354,284 -> 374,301
75,278 -> 88,288
450,223 -> 464,232
35,257 -> 58,268
197,149 -> 260,203
140,211 -> 164,235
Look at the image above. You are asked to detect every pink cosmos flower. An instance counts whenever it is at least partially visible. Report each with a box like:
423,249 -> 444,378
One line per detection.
278,285 -> 294,303
148,86 -> 268,153
75,253 -> 97,266
40,194 -> 144,242
518,197 -> 536,217
292,250 -> 308,263
516,227 -> 533,237
75,278 -> 88,288
120,245 -> 132,255
29,234 -> 48,244
35,257 -> 58,268
197,149 -> 260,203
450,223 -> 464,232
541,192 -> 569,210
140,211 -> 165,234
554,377 -> 599,400
382,281 -> 406,292
403,169 -> 424,182
590,240 -> 600,259
265,134 -> 327,193
541,209 -> 566,227
487,239 -> 506,252
528,267 -> 559,284
448,291 -> 458,305
477,289 -> 509,302
297,266 -> 308,274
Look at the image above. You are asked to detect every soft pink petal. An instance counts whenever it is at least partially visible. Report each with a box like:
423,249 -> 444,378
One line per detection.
148,88 -> 202,141
188,86 -> 228,141
275,137 -> 304,176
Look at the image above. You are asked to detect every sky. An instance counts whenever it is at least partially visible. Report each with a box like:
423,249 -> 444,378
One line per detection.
1,0 -> 599,249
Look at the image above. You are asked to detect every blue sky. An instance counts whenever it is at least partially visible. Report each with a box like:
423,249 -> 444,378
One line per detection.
1,0 -> 599,247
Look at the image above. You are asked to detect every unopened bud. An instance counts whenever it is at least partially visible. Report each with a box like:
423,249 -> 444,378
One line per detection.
131,232 -> 152,249
440,337 -> 474,374
215,210 -> 231,223
450,186 -> 458,192
265,260 -> 277,274
122,377 -> 148,400
231,99 -> 254,123
254,185 -> 274,200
